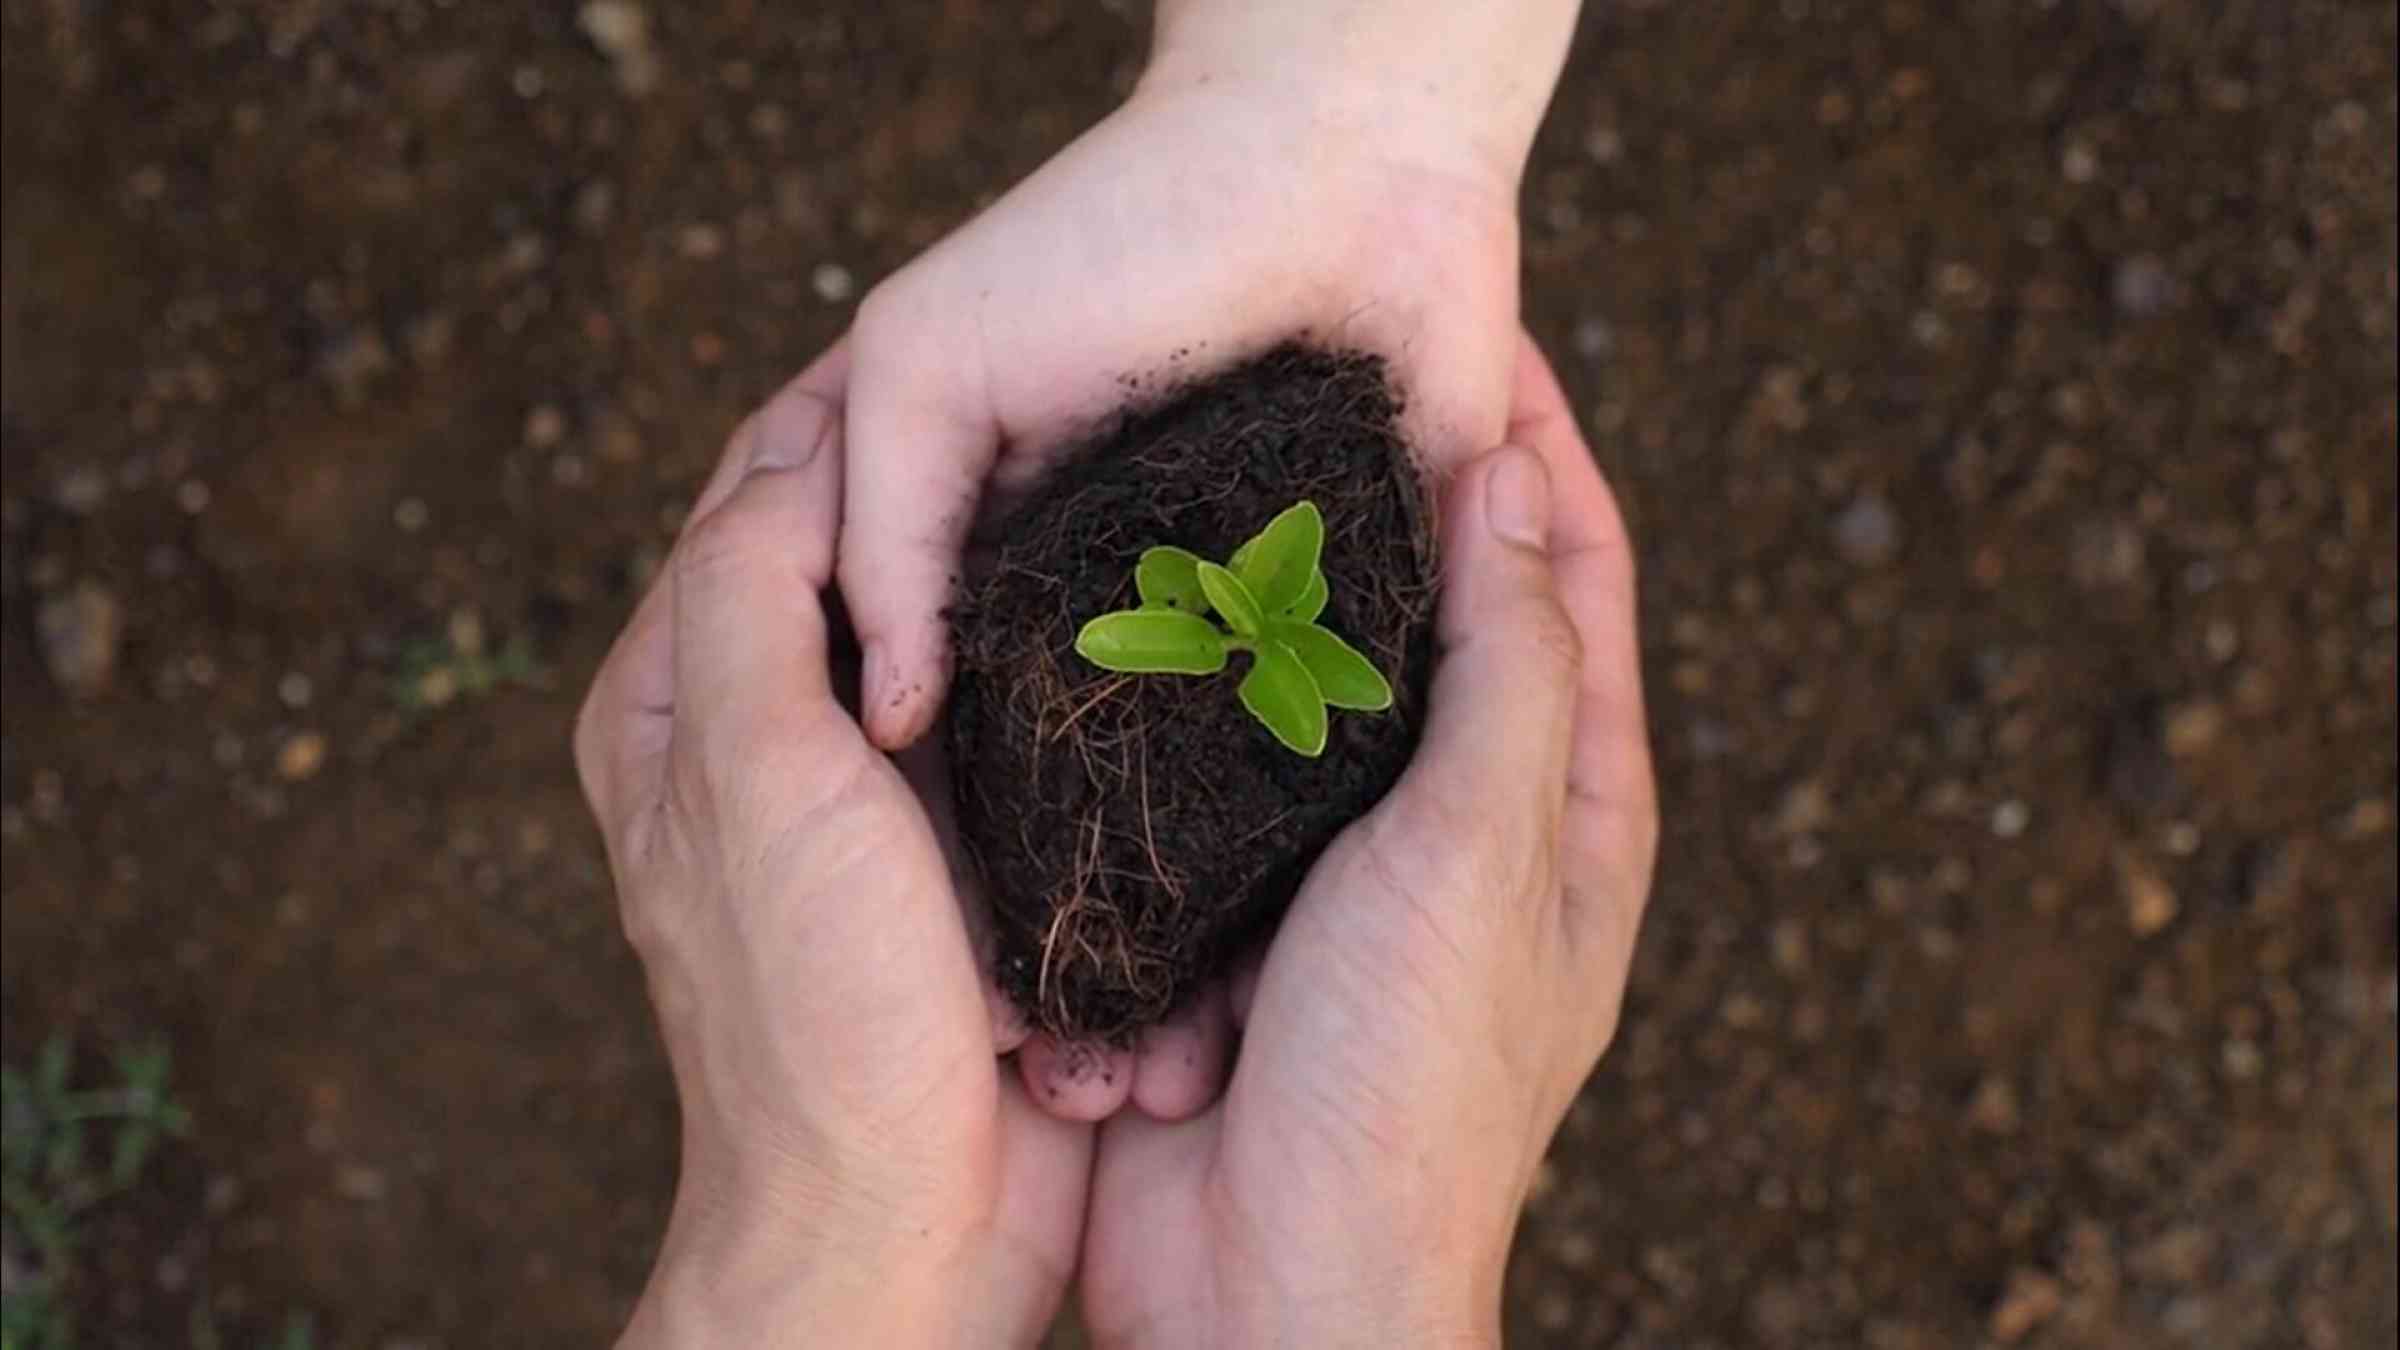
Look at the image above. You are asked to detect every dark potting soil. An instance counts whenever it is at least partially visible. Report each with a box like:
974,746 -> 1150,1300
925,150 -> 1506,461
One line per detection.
948,345 -> 1439,1042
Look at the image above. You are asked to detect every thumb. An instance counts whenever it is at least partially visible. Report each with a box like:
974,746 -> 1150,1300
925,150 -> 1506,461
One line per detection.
837,302 -> 999,751
670,421 -> 852,793
1395,446 -> 1581,851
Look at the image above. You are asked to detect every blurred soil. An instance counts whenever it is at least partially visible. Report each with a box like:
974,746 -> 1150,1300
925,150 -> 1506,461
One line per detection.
2,1 -> 2393,1345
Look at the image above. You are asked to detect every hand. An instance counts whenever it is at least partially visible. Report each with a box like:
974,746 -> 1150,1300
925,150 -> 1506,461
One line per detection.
838,44 -> 1542,754
1073,336 -> 1659,1347
832,22 -> 1580,1108
573,353 -> 1088,1349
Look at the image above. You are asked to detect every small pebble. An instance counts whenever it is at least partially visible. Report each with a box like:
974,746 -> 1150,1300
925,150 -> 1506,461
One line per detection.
2070,518 -> 2145,588
37,580 -> 125,696
404,312 -> 455,369
2339,796 -> 2392,839
278,672 -> 315,708
2220,1038 -> 2263,1080
334,1163 -> 388,1202
317,327 -> 393,403
811,262 -> 854,302
276,731 -> 328,782
2160,699 -> 2223,756
523,404 -> 567,449
1966,1075 -> 2021,1135
2112,253 -> 2178,317
1832,490 -> 1902,567
1573,316 -> 1615,359
677,223 -> 725,260
1988,1269 -> 2064,1343
54,465 -> 110,515
2116,849 -> 2179,936
394,497 -> 430,532
579,0 -> 659,95
1990,799 -> 2030,839
573,181 -> 617,235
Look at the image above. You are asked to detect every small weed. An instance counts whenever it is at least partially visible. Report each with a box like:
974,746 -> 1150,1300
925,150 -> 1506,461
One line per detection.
388,611 -> 543,712
2,1036 -> 189,1350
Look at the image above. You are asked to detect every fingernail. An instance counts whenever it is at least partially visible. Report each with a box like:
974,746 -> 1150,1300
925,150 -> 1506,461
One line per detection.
1485,447 -> 1551,549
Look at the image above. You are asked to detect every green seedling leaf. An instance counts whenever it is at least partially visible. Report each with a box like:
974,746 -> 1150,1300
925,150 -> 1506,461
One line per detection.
1228,537 -> 1256,575
1235,501 -> 1324,616
1286,567 -> 1329,622
1239,640 -> 1329,756
1074,610 -> 1228,675
1196,562 -> 1265,637
1272,621 -> 1393,711
1135,546 -> 1207,613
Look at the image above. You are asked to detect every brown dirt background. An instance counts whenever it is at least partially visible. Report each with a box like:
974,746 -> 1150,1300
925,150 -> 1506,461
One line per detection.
2,1 -> 2392,1346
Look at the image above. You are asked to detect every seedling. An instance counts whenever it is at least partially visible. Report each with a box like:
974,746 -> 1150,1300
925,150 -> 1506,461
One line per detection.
1074,501 -> 1392,756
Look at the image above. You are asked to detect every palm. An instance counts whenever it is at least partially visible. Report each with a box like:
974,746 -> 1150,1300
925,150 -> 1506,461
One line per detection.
895,83 -> 1521,480
1073,827 -> 1544,1344
838,82 -> 1529,756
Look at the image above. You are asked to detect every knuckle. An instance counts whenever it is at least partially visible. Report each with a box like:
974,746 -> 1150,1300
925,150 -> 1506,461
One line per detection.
1510,593 -> 1584,681
676,490 -> 772,579
571,687 -> 611,808
849,274 -> 922,355
751,368 -> 843,459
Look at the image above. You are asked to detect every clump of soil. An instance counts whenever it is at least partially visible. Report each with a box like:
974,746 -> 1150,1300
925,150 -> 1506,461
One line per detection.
948,345 -> 1438,1041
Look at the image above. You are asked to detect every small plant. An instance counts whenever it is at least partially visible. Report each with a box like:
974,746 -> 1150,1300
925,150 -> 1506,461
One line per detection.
1075,500 -> 1392,757
388,610 -> 542,712
2,1037 -> 190,1350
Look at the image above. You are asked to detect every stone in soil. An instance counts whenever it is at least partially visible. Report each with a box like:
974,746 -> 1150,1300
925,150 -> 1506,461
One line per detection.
37,580 -> 125,696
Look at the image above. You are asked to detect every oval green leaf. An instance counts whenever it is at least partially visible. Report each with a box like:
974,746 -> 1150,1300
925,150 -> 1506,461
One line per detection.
1074,609 -> 1228,675
1235,501 -> 1324,616
1272,621 -> 1392,711
1239,639 -> 1329,756
1135,546 -> 1207,612
1196,561 -> 1265,637
1285,567 -> 1329,622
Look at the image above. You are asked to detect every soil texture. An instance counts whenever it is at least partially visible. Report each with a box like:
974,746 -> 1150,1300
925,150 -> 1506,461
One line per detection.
949,345 -> 1436,1041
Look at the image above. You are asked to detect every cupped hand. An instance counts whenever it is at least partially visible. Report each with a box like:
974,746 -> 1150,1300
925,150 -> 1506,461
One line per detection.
833,65 -> 1532,1113
1074,336 -> 1660,1347
574,352 -> 1088,1349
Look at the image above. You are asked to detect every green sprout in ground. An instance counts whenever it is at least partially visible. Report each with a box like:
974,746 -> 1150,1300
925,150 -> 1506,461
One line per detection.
388,609 -> 543,712
2,1037 -> 189,1350
1075,500 -> 1392,757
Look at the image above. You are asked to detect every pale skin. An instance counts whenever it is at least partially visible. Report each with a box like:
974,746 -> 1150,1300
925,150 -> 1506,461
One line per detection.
574,1 -> 1658,1345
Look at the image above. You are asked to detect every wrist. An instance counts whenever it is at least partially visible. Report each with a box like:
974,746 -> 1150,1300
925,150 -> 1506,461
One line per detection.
1139,0 -> 1578,199
621,1154 -> 1058,1349
1130,1233 -> 1500,1350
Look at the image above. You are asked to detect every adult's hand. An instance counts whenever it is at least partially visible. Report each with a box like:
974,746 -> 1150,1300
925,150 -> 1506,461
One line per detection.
838,0 -> 1581,750
1074,335 -> 1659,1347
833,0 -> 1581,1108
574,355 -> 1088,1348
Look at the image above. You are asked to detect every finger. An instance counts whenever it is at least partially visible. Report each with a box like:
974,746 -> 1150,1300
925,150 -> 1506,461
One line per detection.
890,737 -> 1033,1054
1016,1034 -> 1135,1122
1505,334 -> 1658,919
1130,983 -> 1232,1121
575,556 -> 676,844
1388,445 -> 1581,865
840,295 -> 998,750
574,349 -> 849,841
986,1069 -> 1094,1333
669,400 -> 847,789
1226,947 -> 1265,1031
